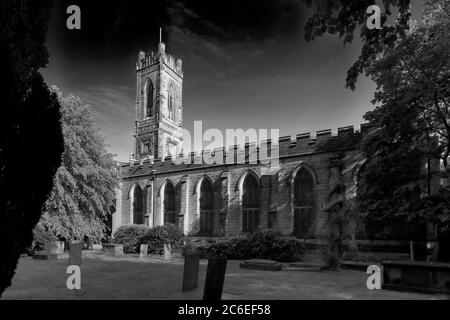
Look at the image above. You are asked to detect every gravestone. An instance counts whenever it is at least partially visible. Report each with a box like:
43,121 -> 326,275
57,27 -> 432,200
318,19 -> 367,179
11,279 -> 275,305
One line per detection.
203,257 -> 227,300
140,244 -> 148,258
182,254 -> 200,292
33,240 -> 67,260
240,259 -> 282,271
164,243 -> 171,260
383,260 -> 450,294
102,244 -> 124,256
69,241 -> 82,265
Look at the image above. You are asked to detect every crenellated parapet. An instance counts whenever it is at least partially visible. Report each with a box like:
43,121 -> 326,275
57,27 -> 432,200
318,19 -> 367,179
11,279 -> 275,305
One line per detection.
121,123 -> 374,177
136,42 -> 183,75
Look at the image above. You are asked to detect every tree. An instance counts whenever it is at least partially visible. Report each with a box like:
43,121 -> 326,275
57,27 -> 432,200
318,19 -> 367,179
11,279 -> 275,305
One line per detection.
358,1 -> 450,237
0,0 -> 64,296
40,89 -> 120,241
303,0 -> 412,89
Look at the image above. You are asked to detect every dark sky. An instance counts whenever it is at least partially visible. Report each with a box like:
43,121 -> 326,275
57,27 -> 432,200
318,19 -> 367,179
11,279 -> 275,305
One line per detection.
42,0 -> 425,162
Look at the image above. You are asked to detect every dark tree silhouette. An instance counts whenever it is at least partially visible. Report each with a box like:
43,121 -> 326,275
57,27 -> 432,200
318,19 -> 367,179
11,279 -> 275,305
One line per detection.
0,0 -> 63,296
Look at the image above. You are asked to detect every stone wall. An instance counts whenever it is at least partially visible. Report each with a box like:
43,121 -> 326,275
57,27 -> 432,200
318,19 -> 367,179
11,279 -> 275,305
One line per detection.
114,126 -> 367,238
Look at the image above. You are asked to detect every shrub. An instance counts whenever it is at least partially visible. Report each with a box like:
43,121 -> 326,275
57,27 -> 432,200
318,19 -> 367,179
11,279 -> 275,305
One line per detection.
113,224 -> 150,253
182,229 -> 305,262
139,223 -> 184,255
31,223 -> 59,252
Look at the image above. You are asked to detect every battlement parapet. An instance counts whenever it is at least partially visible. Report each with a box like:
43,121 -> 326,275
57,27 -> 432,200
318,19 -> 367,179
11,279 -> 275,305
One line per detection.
121,123 -> 373,174
136,45 -> 183,74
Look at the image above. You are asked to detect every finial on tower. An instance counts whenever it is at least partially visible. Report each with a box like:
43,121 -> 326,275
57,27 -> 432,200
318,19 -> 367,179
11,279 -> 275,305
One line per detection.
158,27 -> 166,56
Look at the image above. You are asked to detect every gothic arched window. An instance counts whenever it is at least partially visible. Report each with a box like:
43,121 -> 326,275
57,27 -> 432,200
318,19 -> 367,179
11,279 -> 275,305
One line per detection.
199,177 -> 214,236
242,173 -> 259,233
145,80 -> 154,118
132,184 -> 144,225
168,84 -> 175,121
293,168 -> 315,237
164,181 -> 177,225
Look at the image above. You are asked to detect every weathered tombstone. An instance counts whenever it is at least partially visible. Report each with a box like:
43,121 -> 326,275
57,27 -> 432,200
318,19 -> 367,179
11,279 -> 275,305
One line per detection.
240,259 -> 282,271
47,240 -> 65,255
114,245 -> 124,256
102,244 -> 124,255
164,243 -> 171,260
69,241 -> 82,265
182,254 -> 200,292
139,244 -> 148,258
203,257 -> 227,300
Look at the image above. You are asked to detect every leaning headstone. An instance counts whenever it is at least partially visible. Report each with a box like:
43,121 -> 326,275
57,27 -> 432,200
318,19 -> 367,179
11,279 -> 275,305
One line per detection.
182,254 -> 200,292
139,244 -> 148,258
164,243 -> 172,260
69,241 -> 82,265
203,257 -> 227,300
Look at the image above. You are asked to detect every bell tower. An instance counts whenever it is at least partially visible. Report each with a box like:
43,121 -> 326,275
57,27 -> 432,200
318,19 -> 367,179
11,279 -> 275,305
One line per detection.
134,39 -> 183,161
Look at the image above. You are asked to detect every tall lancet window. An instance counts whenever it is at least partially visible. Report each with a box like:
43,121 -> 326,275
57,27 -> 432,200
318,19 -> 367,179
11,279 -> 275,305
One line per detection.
145,80 -> 154,118
242,173 -> 260,233
132,184 -> 144,225
168,84 -> 175,121
293,168 -> 315,237
164,181 -> 177,225
199,177 -> 214,236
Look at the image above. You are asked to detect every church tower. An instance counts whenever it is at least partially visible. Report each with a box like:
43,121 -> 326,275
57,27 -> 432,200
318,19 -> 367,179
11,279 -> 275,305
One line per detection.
134,40 -> 183,161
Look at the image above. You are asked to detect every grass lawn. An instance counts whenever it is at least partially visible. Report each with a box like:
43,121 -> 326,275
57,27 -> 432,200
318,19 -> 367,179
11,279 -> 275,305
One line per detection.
2,251 -> 448,300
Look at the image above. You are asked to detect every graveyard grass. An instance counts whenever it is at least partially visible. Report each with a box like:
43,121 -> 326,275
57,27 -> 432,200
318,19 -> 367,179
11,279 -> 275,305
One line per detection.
1,251 -> 447,300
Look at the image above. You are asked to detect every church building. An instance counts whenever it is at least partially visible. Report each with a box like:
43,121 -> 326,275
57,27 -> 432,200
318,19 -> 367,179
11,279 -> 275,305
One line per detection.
112,41 -> 369,239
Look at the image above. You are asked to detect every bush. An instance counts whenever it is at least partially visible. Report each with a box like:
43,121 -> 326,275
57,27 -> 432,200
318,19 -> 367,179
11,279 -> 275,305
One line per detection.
138,223 -> 183,255
112,224 -> 150,253
31,223 -> 59,252
183,229 -> 305,262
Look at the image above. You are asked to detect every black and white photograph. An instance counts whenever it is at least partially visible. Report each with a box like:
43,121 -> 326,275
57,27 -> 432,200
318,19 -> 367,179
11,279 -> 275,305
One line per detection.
0,0 -> 449,310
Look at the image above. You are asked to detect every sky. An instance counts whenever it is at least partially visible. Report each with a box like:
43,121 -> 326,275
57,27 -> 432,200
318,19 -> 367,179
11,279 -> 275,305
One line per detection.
41,0 -> 425,162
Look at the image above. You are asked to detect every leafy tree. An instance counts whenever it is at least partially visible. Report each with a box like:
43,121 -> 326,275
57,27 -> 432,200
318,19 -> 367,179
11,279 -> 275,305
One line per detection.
40,89 -> 120,241
303,0 -> 412,89
0,0 -> 64,296
358,1 -> 450,237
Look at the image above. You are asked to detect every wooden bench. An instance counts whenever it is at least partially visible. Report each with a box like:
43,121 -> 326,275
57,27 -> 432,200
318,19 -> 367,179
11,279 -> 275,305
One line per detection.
382,260 -> 450,294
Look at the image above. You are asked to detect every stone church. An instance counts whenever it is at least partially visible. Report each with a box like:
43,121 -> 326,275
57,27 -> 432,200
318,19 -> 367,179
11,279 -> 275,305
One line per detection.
112,41 -> 370,239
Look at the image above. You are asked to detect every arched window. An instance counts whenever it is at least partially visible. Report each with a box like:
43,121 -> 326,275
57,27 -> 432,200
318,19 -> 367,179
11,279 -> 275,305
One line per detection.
145,80 -> 154,117
163,181 -> 177,225
293,169 -> 315,237
132,185 -> 144,225
168,84 -> 175,121
199,177 -> 214,236
242,173 -> 259,233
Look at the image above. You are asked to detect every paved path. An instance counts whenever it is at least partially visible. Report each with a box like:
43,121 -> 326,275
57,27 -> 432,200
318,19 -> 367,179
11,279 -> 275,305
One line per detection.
2,251 -> 448,300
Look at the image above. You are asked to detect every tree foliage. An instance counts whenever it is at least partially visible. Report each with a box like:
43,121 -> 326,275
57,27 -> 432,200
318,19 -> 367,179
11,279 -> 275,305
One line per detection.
358,1 -> 450,236
0,0 -> 64,296
40,89 -> 120,241
303,0 -> 412,89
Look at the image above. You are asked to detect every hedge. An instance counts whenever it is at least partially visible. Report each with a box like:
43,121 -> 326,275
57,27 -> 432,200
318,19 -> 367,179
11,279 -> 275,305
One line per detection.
112,224 -> 150,253
138,223 -> 184,254
182,229 -> 305,262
